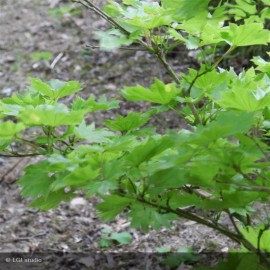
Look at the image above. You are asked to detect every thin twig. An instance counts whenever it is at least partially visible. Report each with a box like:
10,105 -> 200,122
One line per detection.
250,135 -> 270,162
77,0 -> 205,125
85,44 -> 147,51
212,46 -> 235,69
0,153 -> 42,158
226,210 -> 242,235
0,158 -> 25,183
0,232 -> 47,243
155,52 -> 203,125
216,180 -> 270,193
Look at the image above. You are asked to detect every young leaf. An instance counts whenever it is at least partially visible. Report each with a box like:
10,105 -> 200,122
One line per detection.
1,92 -> 44,108
72,95 -> 119,113
221,23 -> 270,47
19,104 -> 84,126
190,111 -> 255,144
105,1 -> 174,29
239,226 -> 270,252
216,83 -> 270,111
104,112 -> 150,132
252,56 -> 270,73
31,78 -> 82,101
30,51 -> 53,61
122,80 -> 180,105
162,0 -> 210,20
0,121 -> 25,139
226,0 -> 257,21
109,232 -> 132,245
95,29 -> 133,51
74,122 -> 115,143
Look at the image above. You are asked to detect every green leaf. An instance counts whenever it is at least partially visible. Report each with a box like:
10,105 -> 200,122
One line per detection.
148,167 -> 186,195
167,28 -> 186,42
30,78 -> 52,97
51,165 -> 99,191
162,0 -> 210,20
190,111 -> 255,144
19,104 -> 84,126
126,137 -> 174,166
194,253 -> 267,270
72,95 -> 119,113
86,160 -> 124,196
30,51 -> 53,61
0,92 -> 44,114
87,180 -> 118,197
163,247 -> 201,268
96,195 -> 133,220
216,82 -> 270,111
30,189 -> 74,210
122,80 -> 180,105
0,121 -> 25,139
104,136 -> 136,152
74,122 -> 115,143
18,161 -> 55,197
155,246 -> 171,253
128,204 -> 178,232
262,0 -> 270,5
0,140 -> 11,151
226,0 -> 257,21
50,80 -> 82,99
239,226 -> 270,252
104,112 -> 150,132
109,232 -> 132,245
221,23 -> 270,47
252,55 -> 270,73
31,78 -> 82,101
106,1 -> 174,29
95,29 -> 133,50
99,238 -> 112,248
182,68 -> 228,99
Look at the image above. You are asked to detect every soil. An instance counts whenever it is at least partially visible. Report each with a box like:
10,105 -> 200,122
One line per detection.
0,1 -> 238,269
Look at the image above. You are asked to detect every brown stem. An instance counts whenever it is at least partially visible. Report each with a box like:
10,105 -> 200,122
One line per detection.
135,196 -> 241,243
0,159 -> 25,183
155,52 -> 203,125
135,195 -> 270,267
77,0 -> 203,125
76,0 -> 148,47
0,153 -> 42,157
226,210 -> 242,235
212,46 -> 235,69
216,180 -> 270,193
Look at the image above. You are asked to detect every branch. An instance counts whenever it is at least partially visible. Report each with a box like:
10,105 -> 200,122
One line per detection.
135,196 -> 241,243
155,52 -> 203,125
211,46 -> 235,69
75,0 -> 148,47
0,158 -> 26,183
0,152 -> 42,157
85,44 -> 147,51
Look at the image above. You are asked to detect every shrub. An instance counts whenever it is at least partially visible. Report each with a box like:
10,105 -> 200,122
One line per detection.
2,0 -> 270,268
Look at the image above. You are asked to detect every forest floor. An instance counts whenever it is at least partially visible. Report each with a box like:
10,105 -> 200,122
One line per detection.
0,0 -> 238,269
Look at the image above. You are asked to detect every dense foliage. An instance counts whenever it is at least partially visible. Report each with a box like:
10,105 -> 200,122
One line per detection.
2,0 -> 270,268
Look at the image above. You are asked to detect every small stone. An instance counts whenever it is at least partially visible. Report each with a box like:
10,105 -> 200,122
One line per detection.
70,197 -> 88,209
